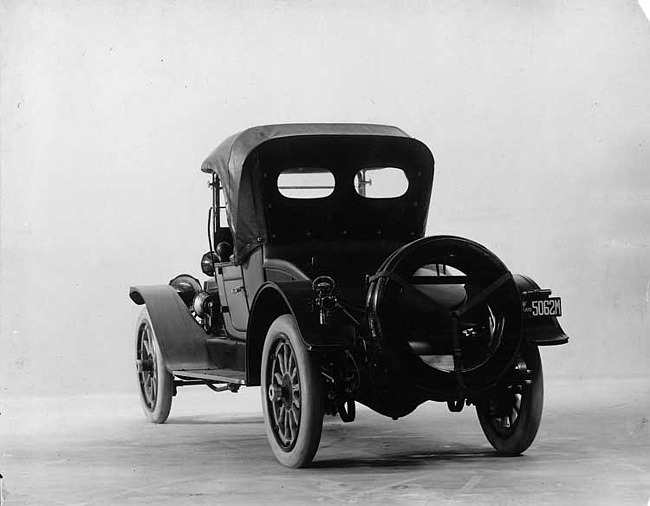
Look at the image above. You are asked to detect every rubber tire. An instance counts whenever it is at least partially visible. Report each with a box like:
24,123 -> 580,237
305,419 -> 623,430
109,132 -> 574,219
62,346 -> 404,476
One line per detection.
136,310 -> 173,424
476,342 -> 543,455
261,315 -> 324,468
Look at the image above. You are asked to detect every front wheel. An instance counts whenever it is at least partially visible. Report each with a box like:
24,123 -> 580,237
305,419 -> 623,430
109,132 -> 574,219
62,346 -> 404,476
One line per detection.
261,315 -> 324,468
476,341 -> 543,455
135,310 -> 173,423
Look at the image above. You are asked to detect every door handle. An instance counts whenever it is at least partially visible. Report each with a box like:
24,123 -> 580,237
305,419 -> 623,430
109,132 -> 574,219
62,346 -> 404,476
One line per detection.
231,285 -> 245,294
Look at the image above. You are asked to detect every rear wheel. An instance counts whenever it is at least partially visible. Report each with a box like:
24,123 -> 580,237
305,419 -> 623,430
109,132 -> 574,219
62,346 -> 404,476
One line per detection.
135,310 -> 173,423
476,342 -> 543,454
261,315 -> 324,468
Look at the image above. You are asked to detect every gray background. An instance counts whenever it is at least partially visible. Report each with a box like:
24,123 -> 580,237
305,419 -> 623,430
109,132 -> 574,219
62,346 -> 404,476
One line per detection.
1,0 -> 649,398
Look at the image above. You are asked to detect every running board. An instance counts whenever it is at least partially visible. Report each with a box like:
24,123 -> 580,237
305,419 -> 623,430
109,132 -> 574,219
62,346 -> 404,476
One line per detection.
172,369 -> 246,385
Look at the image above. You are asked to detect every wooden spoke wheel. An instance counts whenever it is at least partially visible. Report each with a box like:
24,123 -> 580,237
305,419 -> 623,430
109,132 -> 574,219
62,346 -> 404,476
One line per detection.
476,341 -> 544,455
135,310 -> 173,424
261,315 -> 324,468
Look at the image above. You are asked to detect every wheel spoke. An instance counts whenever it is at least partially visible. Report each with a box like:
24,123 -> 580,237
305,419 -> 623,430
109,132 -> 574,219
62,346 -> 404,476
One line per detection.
144,375 -> 154,402
281,345 -> 287,374
143,335 -> 152,357
284,344 -> 291,374
281,412 -> 287,439
287,411 -> 294,442
148,375 -> 156,400
276,411 -> 286,443
292,367 -> 300,407
151,374 -> 157,400
289,408 -> 298,434
277,345 -> 286,374
290,406 -> 299,427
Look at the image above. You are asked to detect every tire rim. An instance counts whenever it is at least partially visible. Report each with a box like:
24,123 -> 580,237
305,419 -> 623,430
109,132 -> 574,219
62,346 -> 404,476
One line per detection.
267,336 -> 301,451
137,322 -> 158,411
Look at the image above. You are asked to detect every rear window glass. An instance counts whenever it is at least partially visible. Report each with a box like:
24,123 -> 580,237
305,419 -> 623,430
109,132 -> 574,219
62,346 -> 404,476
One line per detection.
355,167 -> 409,198
277,168 -> 335,199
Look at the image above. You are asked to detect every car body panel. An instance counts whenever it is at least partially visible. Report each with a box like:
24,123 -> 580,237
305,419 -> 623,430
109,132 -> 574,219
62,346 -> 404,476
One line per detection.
129,285 -> 214,371
245,280 -> 355,386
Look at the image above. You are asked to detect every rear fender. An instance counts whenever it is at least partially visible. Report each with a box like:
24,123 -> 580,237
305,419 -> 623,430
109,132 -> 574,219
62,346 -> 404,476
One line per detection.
246,281 -> 351,386
129,285 -> 212,371
513,274 -> 569,346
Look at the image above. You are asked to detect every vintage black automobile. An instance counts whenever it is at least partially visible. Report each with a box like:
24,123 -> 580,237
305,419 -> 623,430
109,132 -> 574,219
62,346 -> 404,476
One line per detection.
129,124 -> 568,468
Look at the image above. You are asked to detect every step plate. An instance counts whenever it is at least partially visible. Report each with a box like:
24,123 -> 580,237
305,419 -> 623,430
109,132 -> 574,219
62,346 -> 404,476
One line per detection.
172,368 -> 246,385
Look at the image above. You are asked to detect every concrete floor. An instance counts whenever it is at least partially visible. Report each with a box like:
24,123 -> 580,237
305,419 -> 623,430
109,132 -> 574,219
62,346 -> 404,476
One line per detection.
1,377 -> 648,506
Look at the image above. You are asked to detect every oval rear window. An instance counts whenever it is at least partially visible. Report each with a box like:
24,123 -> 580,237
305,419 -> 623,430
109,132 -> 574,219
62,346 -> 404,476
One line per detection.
355,167 -> 408,198
278,168 -> 335,199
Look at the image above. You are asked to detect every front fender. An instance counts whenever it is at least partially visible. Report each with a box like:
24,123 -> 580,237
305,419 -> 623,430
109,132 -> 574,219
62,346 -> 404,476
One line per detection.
129,285 -> 212,371
246,281 -> 352,386
513,274 -> 569,346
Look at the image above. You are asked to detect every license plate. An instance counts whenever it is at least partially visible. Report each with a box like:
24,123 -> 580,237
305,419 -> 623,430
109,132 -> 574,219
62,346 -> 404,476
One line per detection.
523,297 -> 562,318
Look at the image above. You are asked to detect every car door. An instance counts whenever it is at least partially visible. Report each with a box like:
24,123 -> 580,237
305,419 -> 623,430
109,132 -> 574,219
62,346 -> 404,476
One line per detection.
216,263 -> 249,334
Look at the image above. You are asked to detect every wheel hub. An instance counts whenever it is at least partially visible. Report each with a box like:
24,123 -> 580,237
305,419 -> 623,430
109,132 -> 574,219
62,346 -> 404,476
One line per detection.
136,358 -> 154,373
280,375 -> 293,409
268,374 -> 295,406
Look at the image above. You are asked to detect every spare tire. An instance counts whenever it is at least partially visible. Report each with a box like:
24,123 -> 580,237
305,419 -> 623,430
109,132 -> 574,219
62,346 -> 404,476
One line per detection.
366,235 -> 522,397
